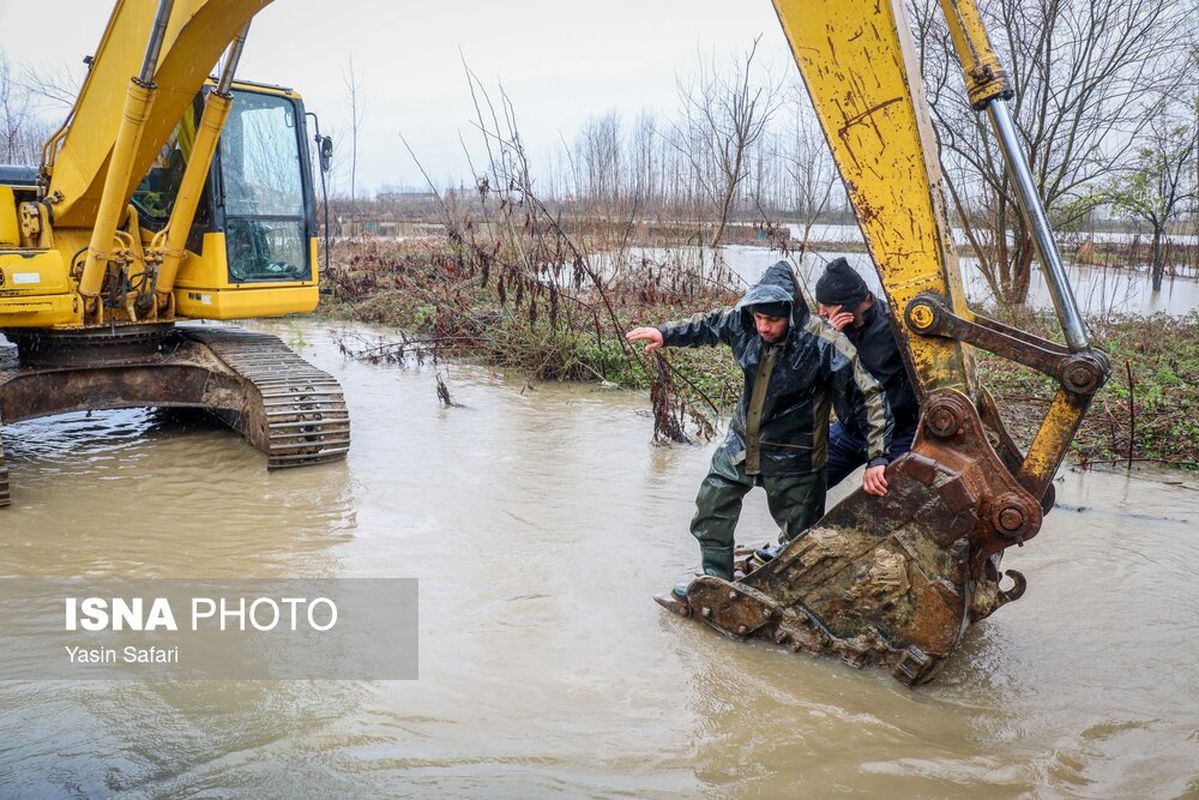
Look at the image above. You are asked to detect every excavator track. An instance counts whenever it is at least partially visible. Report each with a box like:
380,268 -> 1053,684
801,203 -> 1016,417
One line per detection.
0,324 -> 350,505
0,426 -> 9,508
183,328 -> 350,468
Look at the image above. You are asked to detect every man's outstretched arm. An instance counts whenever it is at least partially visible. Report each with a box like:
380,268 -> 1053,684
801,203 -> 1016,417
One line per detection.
626,309 -> 736,351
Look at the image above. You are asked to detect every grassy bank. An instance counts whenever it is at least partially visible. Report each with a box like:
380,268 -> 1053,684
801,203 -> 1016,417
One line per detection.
320,237 -> 1198,471
977,309 -> 1199,469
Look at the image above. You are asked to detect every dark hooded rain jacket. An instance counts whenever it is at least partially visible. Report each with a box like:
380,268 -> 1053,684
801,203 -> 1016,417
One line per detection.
657,261 -> 893,476
840,299 -> 919,438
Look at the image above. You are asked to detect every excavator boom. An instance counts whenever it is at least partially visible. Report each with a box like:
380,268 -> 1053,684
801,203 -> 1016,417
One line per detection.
44,0 -> 272,229
774,0 -> 979,399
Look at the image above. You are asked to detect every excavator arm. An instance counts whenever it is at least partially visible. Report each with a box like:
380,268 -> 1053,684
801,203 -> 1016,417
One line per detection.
775,0 -> 978,400
663,0 -> 1110,685
44,0 -> 271,229
773,0 -> 1108,503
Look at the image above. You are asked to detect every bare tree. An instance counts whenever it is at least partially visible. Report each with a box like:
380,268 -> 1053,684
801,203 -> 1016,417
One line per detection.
18,60 -> 81,114
630,110 -> 658,207
573,111 -> 623,210
0,51 -> 53,166
914,0 -> 1196,306
342,56 -> 365,209
671,38 -> 781,248
0,52 -> 27,163
781,83 -> 840,252
1107,103 -> 1197,291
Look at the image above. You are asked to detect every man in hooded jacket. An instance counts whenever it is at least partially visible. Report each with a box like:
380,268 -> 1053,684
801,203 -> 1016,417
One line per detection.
814,257 -> 920,489
626,261 -> 893,586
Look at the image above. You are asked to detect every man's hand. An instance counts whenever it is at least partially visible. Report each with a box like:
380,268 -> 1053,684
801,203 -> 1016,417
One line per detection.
626,327 -> 664,352
817,303 -> 854,331
827,309 -> 855,332
863,464 -> 888,496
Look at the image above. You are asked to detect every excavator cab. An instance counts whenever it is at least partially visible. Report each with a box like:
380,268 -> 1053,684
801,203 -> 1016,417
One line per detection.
130,83 -> 319,319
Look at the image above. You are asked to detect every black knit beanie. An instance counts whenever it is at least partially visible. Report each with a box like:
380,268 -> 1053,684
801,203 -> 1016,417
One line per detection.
815,257 -> 869,308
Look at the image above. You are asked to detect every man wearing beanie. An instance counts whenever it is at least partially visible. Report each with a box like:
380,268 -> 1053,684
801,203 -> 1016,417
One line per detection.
815,257 -> 919,488
626,261 -> 893,595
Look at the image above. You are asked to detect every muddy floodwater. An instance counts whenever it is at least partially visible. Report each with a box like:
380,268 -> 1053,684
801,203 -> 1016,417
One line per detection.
1,319 -> 1197,798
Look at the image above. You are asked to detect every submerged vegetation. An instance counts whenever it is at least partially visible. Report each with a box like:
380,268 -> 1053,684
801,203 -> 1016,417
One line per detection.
323,235 -> 741,443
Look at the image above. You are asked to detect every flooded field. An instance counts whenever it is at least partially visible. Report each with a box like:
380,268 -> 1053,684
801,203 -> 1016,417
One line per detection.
709,245 -> 1199,316
615,244 -> 1199,318
1,319 -> 1197,798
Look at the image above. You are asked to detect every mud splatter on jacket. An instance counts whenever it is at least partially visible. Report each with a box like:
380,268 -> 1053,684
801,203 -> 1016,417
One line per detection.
657,261 -> 893,476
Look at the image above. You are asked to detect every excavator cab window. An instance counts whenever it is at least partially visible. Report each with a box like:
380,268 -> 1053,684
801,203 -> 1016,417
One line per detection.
132,98 -> 202,226
218,89 -> 310,283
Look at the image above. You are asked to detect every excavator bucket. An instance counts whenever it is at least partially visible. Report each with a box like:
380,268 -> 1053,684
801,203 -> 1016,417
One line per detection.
0,326 -> 349,505
659,389 -> 1038,685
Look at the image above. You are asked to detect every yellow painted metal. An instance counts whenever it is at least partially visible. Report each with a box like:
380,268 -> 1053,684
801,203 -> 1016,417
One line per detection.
172,232 -> 319,319
175,284 -> 318,319
170,231 -> 227,290
78,79 -> 157,303
938,0 -> 1012,110
1019,388 -> 1088,496
0,294 -> 78,327
153,89 -> 233,302
0,250 -> 78,327
46,0 -> 273,229
40,0 -> 155,221
0,251 -> 70,296
0,188 -> 18,246
19,202 -> 54,250
771,0 -> 977,397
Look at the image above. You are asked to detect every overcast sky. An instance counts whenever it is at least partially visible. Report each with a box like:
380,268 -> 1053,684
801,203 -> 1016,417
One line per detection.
0,1 -> 799,195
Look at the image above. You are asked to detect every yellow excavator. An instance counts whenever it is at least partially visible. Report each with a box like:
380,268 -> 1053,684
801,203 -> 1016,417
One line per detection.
660,0 -> 1111,684
0,0 -> 349,506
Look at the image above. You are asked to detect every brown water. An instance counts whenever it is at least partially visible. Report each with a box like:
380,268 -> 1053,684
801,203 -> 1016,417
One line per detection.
1,319 -> 1197,798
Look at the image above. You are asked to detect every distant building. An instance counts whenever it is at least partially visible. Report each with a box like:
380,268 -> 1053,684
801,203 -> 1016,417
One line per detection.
375,190 -> 439,203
